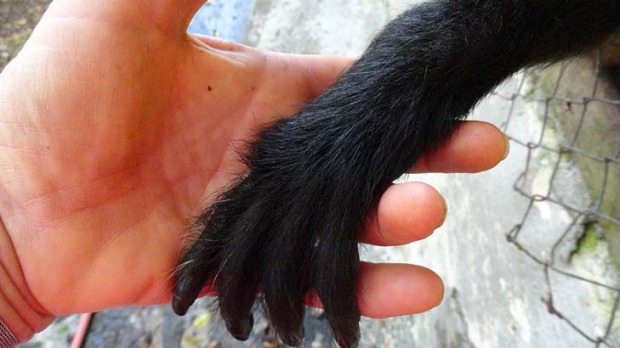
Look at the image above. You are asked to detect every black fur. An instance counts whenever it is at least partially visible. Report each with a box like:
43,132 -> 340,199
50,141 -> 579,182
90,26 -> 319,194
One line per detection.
172,1 -> 620,347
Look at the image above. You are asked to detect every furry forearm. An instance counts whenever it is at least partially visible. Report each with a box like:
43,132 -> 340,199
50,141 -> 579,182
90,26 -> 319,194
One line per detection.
173,1 -> 620,347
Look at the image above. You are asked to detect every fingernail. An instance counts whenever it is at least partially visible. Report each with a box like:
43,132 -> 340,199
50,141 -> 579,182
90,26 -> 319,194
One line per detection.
439,195 -> 448,227
502,134 -> 511,160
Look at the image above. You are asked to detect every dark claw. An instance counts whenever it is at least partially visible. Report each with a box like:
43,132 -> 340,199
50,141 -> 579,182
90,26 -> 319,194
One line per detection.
173,229 -> 224,316
171,293 -> 193,316
172,261 -> 209,316
225,313 -> 254,341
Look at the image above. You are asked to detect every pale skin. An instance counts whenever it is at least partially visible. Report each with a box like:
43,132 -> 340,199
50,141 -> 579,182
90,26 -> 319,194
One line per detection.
0,0 -> 508,343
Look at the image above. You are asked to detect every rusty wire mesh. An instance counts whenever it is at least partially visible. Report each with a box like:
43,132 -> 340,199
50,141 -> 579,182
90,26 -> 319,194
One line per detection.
491,49 -> 620,347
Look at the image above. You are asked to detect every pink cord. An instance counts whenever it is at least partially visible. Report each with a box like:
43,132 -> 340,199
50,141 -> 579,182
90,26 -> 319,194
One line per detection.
70,313 -> 93,348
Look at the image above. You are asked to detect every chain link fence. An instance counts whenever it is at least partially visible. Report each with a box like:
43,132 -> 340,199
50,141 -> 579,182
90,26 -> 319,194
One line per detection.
493,47 -> 620,347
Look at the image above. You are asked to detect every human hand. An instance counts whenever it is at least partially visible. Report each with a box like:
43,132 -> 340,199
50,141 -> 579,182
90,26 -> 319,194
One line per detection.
0,0 -> 507,341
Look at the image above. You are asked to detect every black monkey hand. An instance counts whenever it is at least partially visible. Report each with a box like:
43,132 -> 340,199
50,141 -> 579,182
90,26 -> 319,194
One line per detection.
172,107 -> 394,347
173,0 -> 620,347
171,113 -> 504,347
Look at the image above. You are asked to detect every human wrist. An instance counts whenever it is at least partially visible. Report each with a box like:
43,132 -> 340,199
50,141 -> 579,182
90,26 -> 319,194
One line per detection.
0,219 -> 55,345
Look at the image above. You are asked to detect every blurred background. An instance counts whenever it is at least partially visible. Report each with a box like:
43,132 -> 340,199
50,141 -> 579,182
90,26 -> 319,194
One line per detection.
3,0 -> 619,347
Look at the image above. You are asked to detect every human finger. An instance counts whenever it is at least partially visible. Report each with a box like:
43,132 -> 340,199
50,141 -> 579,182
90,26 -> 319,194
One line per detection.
411,121 -> 508,173
186,37 -> 355,118
362,182 -> 446,246
305,262 -> 444,318
152,0 -> 207,34
256,53 -> 354,117
191,35 -> 354,100
48,0 -> 207,35
278,53 -> 354,100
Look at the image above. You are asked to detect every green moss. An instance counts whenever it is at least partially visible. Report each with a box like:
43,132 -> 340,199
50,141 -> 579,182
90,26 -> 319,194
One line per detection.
602,220 -> 620,270
192,312 -> 212,329
571,223 -> 620,334
55,322 -> 70,335
575,224 -> 602,253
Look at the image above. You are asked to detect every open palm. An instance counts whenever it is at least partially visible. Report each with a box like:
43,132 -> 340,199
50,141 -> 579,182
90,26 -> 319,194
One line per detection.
0,0 -> 506,336
0,0 -> 355,314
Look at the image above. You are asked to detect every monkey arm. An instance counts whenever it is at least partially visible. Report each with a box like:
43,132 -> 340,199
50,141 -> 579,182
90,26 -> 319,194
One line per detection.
173,1 -> 620,347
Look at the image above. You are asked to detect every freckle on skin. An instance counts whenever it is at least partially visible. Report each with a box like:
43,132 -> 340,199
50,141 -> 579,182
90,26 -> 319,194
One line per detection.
208,86 -> 212,91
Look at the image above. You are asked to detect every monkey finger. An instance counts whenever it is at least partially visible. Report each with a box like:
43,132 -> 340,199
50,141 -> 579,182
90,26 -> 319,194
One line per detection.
411,121 -> 508,174
305,262 -> 444,318
362,182 -> 446,246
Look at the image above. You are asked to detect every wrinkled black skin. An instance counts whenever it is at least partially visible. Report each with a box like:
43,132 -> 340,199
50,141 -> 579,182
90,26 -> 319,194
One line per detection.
172,1 -> 620,347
